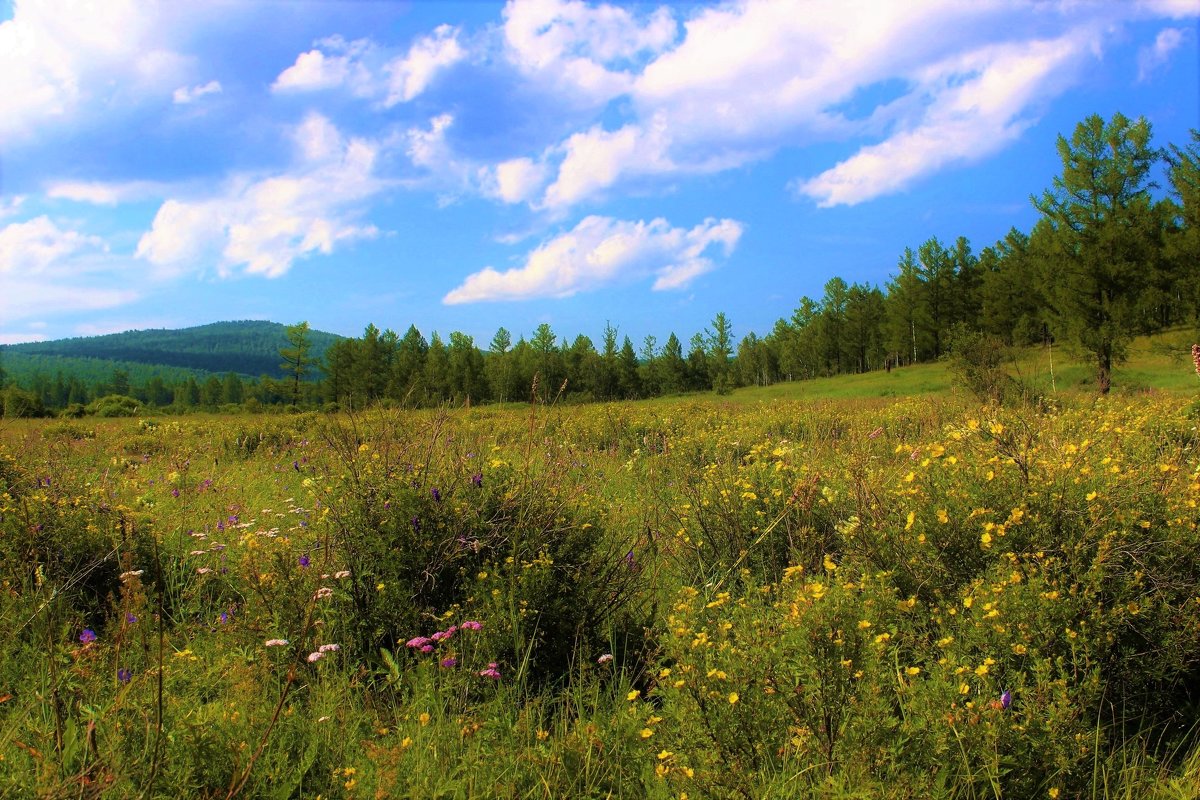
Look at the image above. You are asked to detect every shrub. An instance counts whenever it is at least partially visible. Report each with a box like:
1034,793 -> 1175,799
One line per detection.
87,394 -> 140,417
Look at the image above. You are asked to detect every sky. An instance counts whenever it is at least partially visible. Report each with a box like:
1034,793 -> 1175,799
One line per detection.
0,0 -> 1197,348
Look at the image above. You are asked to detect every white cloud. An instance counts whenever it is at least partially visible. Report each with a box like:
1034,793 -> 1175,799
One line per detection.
136,114 -> 381,279
0,216 -> 139,324
173,79 -> 222,104
0,1 -> 229,141
797,34 -> 1090,207
0,196 -> 25,219
46,179 -> 170,205
0,332 -> 48,345
383,24 -> 466,106
540,123 -> 669,209
273,26 -> 464,106
443,215 -> 742,303
484,157 -> 550,204
502,0 -> 677,106
272,36 -> 374,97
518,0 -> 1193,211
1138,27 -> 1187,81
0,216 -> 107,274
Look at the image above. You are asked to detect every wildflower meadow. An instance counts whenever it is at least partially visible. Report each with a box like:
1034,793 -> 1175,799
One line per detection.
2,369 -> 1200,798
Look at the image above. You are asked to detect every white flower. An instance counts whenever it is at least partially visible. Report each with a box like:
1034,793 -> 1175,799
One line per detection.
265,638 -> 289,647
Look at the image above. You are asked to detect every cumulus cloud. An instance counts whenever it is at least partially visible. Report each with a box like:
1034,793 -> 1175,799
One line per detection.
272,35 -> 374,97
443,215 -> 742,304
383,24 -> 466,106
173,79 -> 222,104
272,26 -> 465,106
0,1 -> 229,141
0,216 -> 137,323
1138,27 -> 1187,81
0,215 -> 106,274
483,157 -> 551,204
136,114 -> 381,279
517,0 -> 1186,210
502,0 -> 677,106
797,34 -> 1090,207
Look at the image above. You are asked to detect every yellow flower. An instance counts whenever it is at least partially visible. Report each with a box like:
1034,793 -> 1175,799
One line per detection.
536,729 -> 549,741
857,619 -> 872,629
937,509 -> 949,524
727,692 -> 739,705
658,750 -> 673,760
640,728 -> 654,738
1048,789 -> 1060,799
905,666 -> 921,676
419,712 -> 431,726
627,689 -> 641,701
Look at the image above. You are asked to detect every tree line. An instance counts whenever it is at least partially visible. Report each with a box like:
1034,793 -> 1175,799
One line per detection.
2,112 -> 1196,416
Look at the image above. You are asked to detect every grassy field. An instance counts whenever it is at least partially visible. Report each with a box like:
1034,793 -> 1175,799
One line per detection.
2,341 -> 1199,798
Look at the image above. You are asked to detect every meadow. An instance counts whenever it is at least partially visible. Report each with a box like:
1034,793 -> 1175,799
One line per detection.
2,357 -> 1200,798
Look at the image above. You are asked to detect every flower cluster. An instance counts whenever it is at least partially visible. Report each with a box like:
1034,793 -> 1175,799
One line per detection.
307,643 -> 340,663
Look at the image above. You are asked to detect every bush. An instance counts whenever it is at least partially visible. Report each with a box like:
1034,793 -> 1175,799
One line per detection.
87,394 -> 140,417
3,387 -> 46,418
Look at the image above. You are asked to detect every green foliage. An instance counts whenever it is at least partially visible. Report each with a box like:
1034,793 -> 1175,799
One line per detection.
87,394 -> 141,417
2,386 -> 46,418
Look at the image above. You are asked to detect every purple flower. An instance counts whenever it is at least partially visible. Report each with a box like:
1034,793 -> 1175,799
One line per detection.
117,668 -> 132,684
298,555 -> 310,568
624,550 -> 636,568
125,613 -> 137,624
219,612 -> 228,624
171,488 -> 180,498
293,461 -> 300,471
216,520 -> 225,531
431,488 -> 441,502
79,628 -> 97,644
471,472 -> 483,487
440,657 -> 458,668
1000,690 -> 1012,710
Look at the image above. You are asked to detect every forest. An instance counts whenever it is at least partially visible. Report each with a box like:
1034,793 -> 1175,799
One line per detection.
2,113 -> 1197,416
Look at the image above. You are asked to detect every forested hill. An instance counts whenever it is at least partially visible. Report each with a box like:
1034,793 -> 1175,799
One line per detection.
2,321 -> 342,378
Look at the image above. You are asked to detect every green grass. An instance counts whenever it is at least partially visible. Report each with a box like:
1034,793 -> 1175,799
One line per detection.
1,336 -> 1199,798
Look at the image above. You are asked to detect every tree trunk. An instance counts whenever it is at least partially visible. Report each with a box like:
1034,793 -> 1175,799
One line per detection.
1097,350 -> 1111,395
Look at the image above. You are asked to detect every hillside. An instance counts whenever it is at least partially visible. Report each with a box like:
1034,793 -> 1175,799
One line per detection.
1,321 -> 342,380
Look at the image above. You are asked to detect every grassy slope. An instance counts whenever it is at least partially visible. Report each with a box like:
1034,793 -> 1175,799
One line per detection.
724,329 -> 1200,405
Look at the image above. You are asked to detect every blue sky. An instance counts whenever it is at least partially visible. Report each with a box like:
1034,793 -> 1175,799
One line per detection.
1,0 -> 1197,348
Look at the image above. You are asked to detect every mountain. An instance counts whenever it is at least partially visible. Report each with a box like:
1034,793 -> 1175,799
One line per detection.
1,321 -> 342,380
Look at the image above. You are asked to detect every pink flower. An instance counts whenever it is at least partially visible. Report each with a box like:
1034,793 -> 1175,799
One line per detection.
460,620 -> 482,631
420,644 -> 434,653
307,651 -> 324,663
597,653 -> 614,664
265,639 -> 288,647
479,663 -> 501,680
318,643 -> 340,653
406,636 -> 432,649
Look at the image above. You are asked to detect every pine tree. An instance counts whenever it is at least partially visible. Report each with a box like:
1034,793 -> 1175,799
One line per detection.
1034,112 -> 1159,394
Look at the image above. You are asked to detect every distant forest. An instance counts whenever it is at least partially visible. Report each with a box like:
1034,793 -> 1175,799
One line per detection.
2,114 -> 1197,416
